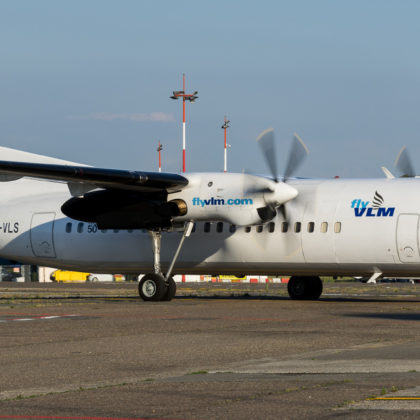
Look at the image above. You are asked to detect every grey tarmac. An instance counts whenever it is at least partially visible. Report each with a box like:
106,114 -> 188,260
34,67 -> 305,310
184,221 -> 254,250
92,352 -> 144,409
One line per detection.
0,281 -> 420,419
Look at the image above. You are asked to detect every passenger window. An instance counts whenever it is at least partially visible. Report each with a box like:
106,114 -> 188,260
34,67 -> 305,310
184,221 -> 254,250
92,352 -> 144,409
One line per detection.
217,222 -> 223,233
66,222 -> 72,233
268,222 -> 275,233
77,223 -> 83,234
321,222 -> 328,233
245,226 -> 251,233
229,225 -> 236,233
294,222 -> 301,233
101,229 -> 108,233
127,230 -> 133,233
334,222 -> 342,233
113,229 -> 119,233
281,222 -> 288,233
307,222 -> 314,233
204,222 -> 211,233
256,225 -> 263,233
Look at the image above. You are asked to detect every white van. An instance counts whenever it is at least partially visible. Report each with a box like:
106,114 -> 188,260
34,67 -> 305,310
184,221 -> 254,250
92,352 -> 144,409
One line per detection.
87,274 -> 125,282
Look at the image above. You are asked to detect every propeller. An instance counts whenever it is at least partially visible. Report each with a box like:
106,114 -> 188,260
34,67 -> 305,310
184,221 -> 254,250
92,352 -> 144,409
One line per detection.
257,128 -> 278,182
395,146 -> 416,177
283,133 -> 309,182
254,129 -> 309,222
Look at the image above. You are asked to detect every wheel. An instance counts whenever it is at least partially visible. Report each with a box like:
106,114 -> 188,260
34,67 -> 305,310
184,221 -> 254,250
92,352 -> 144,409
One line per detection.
138,273 -> 167,301
162,277 -> 177,301
307,276 -> 323,300
91,276 -> 98,282
288,276 -> 306,300
287,276 -> 323,300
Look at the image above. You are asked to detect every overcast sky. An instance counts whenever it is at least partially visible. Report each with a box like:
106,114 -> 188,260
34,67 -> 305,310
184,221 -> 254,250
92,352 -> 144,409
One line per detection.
1,0 -> 420,178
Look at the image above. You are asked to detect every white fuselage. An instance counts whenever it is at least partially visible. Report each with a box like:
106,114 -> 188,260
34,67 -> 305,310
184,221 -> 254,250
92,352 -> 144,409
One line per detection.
1,175 -> 420,278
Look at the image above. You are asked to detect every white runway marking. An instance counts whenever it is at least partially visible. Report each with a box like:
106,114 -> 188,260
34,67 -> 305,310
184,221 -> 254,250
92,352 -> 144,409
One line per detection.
0,314 -> 78,323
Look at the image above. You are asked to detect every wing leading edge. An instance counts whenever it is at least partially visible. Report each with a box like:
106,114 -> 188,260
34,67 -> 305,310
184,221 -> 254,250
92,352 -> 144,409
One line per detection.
0,160 -> 189,193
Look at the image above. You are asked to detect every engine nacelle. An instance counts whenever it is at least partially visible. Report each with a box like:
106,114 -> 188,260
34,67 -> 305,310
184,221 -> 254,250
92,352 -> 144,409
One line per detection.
61,189 -> 180,229
169,172 -> 297,226
61,173 -> 297,229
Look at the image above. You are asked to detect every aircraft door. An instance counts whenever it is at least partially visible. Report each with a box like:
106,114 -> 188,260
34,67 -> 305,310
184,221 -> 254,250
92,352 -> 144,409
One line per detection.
396,214 -> 420,263
30,212 -> 57,258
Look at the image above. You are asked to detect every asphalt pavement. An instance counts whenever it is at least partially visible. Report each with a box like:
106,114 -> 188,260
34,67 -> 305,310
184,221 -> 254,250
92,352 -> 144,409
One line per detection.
1,281 -> 420,419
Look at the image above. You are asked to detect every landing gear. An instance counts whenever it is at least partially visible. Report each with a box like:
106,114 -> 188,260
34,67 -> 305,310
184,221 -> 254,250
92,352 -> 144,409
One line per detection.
138,274 -> 176,301
162,277 -> 176,301
287,276 -> 323,300
138,273 -> 167,301
138,222 -> 194,302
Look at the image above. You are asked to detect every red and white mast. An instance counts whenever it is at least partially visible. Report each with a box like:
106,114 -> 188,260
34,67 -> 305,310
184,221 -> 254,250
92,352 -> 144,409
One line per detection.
221,116 -> 230,172
157,141 -> 163,173
170,74 -> 198,173
182,74 -> 186,173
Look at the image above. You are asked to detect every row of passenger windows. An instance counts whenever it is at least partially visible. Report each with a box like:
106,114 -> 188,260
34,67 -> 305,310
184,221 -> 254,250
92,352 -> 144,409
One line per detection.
65,221 -> 342,234
65,222 -> 134,234
200,221 -> 342,234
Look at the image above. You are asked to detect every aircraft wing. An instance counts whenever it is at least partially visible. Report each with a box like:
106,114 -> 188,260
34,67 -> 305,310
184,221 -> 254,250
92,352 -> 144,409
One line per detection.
0,160 -> 189,193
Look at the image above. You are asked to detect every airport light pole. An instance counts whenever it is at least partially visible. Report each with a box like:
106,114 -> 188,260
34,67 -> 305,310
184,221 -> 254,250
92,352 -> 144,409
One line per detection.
170,74 -> 198,173
221,116 -> 230,172
157,141 -> 163,173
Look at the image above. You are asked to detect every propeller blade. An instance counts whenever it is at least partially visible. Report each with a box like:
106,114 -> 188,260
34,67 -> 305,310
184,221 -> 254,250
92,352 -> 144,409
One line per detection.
278,204 -> 287,220
395,146 -> 416,177
257,128 -> 278,182
283,133 -> 309,182
244,186 -> 273,195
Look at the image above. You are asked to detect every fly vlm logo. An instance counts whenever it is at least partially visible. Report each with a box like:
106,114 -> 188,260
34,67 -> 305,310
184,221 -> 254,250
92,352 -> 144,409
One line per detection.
351,191 -> 395,217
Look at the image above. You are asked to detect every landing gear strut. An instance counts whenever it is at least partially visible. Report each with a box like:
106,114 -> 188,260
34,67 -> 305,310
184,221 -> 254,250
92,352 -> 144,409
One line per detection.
287,276 -> 323,300
138,221 -> 194,302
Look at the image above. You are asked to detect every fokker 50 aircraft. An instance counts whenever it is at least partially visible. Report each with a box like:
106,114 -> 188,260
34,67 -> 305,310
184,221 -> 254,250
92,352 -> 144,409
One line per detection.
0,129 -> 417,302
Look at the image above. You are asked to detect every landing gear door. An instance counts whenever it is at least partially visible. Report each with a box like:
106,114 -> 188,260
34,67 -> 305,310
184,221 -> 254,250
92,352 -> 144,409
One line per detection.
396,214 -> 420,263
30,212 -> 57,258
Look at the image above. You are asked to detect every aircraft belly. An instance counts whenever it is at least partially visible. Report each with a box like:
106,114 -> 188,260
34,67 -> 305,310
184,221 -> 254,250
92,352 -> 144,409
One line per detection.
186,227 -> 305,266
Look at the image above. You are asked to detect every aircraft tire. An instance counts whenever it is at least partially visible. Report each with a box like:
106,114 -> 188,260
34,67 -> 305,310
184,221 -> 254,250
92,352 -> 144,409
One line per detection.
307,276 -> 323,300
138,273 -> 167,301
162,277 -> 177,301
287,276 -> 323,300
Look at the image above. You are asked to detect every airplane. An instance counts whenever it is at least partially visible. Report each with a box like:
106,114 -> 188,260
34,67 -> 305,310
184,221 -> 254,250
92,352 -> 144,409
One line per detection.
0,129 -> 417,302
